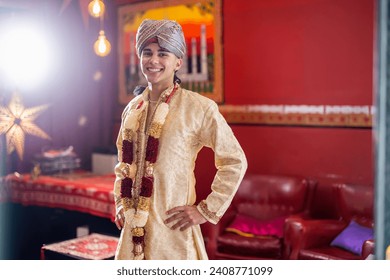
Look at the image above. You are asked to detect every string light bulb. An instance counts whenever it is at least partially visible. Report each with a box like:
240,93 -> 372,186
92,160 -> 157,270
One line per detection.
94,30 -> 111,57
88,0 -> 105,18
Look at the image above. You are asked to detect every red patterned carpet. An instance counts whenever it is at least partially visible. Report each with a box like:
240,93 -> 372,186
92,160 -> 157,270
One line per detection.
41,233 -> 118,260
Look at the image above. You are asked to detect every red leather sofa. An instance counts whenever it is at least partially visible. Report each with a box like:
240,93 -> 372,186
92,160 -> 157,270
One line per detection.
285,183 -> 374,260
202,174 -> 315,260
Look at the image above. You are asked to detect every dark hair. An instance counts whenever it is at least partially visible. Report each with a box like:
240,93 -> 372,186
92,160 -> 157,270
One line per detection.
133,85 -> 146,96
174,71 -> 181,84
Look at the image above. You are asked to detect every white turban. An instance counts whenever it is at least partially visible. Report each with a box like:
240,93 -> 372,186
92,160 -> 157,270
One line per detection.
136,19 -> 186,59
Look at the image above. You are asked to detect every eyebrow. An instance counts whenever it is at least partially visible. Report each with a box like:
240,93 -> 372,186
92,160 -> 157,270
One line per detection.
143,48 -> 171,53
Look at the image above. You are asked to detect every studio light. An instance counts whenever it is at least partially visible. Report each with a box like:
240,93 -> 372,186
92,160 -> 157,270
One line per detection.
0,21 -> 53,89
88,0 -> 105,18
94,30 -> 111,57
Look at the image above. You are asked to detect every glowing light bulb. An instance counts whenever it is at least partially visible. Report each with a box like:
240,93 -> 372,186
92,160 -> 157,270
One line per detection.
88,0 -> 105,18
94,30 -> 111,57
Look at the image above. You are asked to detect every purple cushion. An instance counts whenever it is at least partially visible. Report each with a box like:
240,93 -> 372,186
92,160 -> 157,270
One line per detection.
330,220 -> 373,255
225,213 -> 285,238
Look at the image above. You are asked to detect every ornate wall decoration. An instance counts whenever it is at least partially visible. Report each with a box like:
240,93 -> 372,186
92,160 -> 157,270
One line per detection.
0,93 -> 51,160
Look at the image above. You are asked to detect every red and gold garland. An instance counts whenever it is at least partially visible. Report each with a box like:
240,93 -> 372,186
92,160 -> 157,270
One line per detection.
117,84 -> 177,259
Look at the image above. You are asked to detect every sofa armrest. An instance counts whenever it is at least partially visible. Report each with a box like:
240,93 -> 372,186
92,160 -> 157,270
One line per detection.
362,239 -> 375,259
284,219 -> 346,259
283,215 -> 304,259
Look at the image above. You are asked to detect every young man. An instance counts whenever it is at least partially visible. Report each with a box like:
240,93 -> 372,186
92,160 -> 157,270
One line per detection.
113,19 -> 247,260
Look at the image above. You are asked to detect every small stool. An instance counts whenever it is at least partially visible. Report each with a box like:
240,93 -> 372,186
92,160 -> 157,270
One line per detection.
41,233 -> 119,260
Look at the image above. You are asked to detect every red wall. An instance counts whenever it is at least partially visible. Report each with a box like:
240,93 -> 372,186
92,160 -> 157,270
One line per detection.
196,0 -> 375,201
224,0 -> 374,106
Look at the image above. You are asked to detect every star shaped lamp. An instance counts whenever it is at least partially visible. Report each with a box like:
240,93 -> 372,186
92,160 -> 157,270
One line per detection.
0,93 -> 51,160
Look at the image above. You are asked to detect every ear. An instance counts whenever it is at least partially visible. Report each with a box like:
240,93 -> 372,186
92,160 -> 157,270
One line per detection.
175,58 -> 183,71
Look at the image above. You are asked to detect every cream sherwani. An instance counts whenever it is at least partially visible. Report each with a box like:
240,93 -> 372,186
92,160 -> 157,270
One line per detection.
114,86 -> 247,260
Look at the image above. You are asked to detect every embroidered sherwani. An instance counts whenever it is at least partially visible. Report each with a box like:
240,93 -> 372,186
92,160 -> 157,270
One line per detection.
114,86 -> 247,260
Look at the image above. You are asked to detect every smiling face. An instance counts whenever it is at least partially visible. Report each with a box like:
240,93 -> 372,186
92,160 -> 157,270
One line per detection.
140,42 -> 183,90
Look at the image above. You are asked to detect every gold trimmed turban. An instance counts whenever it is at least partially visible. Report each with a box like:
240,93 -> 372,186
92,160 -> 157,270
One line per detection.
136,19 -> 186,59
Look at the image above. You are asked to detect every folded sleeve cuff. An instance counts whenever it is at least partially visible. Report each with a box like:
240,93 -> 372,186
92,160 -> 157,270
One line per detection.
197,200 -> 221,225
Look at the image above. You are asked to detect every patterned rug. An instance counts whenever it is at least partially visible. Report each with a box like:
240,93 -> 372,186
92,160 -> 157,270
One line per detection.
41,233 -> 119,260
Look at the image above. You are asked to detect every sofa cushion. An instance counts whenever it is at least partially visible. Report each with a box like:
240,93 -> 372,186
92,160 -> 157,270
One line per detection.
330,220 -> 373,255
225,213 -> 285,238
217,232 -> 282,259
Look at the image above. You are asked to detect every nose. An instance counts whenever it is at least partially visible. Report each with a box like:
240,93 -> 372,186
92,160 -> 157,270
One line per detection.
148,53 -> 159,64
